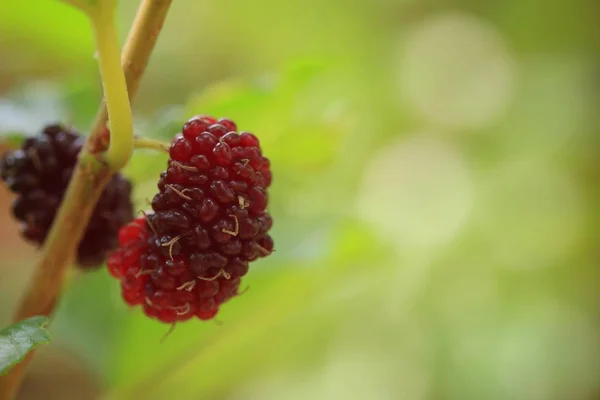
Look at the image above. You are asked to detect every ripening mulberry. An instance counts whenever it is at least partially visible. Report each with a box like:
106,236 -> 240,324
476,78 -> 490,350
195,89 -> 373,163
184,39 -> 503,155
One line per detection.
0,124 -> 135,268
108,116 -> 274,322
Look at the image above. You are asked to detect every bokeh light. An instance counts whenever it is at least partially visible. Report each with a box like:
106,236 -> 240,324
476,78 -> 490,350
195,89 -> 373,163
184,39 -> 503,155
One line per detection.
398,12 -> 515,130
357,135 -> 473,251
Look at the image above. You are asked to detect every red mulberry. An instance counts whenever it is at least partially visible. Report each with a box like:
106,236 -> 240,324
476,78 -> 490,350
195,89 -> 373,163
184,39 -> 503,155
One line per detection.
108,116 -> 274,322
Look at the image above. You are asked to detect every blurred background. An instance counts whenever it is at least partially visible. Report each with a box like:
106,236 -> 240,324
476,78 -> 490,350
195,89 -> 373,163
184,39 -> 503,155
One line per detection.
1,0 -> 599,399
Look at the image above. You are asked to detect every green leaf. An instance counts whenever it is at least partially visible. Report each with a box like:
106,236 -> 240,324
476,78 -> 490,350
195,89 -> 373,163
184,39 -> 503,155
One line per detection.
0,316 -> 51,375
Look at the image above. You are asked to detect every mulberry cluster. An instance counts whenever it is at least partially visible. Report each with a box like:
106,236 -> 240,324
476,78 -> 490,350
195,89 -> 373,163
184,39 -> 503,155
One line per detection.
108,116 -> 274,322
0,124 -> 134,267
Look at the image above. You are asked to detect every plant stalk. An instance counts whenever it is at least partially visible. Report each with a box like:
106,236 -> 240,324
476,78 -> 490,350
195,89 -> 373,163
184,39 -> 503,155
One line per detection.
91,2 -> 134,170
133,136 -> 170,152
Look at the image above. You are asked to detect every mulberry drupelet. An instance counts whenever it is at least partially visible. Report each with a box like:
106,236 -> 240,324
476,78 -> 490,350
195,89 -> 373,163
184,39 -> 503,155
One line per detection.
108,115 -> 274,322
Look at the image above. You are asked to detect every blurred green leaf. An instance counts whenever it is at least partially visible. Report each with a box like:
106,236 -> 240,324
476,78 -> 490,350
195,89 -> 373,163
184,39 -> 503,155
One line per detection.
0,316 -> 51,375
268,124 -> 339,172
123,150 -> 168,186
0,0 -> 93,64
61,77 -> 102,128
185,80 -> 273,137
145,105 -> 186,141
53,270 -> 128,376
106,267 -> 311,386
106,264 -> 378,399
104,217 -> 392,398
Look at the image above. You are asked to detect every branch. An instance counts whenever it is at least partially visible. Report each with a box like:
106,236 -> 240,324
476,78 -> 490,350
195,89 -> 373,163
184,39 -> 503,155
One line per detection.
0,1 -> 172,399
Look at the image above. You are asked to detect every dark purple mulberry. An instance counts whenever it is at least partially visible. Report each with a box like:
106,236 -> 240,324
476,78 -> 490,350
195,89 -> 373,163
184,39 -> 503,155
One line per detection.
0,124 -> 135,268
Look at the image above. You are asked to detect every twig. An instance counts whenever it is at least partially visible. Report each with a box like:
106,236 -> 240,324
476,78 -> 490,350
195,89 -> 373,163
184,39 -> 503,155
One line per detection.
0,2 -> 172,399
133,137 -> 170,152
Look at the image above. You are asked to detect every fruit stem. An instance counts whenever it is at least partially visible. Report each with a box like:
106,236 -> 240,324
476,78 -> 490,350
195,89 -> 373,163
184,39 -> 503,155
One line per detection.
89,0 -> 173,154
90,1 -> 134,171
133,137 -> 170,152
0,2 -> 172,399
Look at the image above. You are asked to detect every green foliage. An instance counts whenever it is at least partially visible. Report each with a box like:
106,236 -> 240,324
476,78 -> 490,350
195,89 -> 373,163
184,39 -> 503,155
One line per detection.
0,317 -> 51,375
